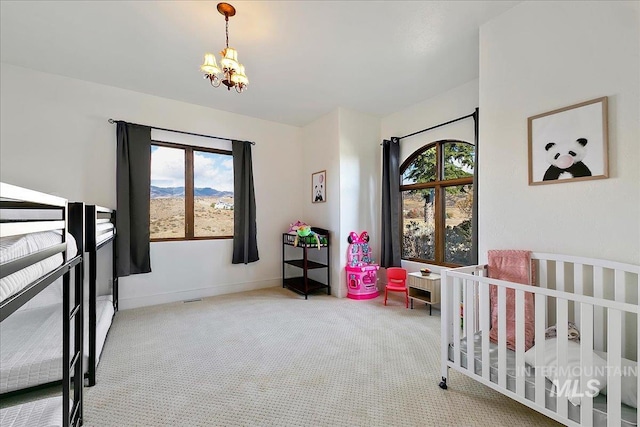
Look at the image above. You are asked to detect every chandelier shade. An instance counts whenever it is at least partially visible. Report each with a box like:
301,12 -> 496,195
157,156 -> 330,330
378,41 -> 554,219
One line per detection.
200,53 -> 221,76
200,3 -> 248,93
220,48 -> 239,70
231,64 -> 248,85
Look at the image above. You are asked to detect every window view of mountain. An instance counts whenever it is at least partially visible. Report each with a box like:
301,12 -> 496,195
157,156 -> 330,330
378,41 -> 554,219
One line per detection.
150,186 -> 233,198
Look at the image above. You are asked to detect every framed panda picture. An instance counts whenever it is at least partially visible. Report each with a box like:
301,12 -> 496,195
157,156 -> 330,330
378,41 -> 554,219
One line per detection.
312,170 -> 326,203
528,96 -> 608,186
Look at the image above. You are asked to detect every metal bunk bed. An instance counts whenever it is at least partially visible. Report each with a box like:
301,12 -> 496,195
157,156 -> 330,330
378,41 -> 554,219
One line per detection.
0,182 -> 84,427
84,204 -> 117,387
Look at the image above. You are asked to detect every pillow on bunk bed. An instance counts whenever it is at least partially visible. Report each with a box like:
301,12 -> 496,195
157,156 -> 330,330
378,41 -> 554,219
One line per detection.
524,338 -> 608,406
594,350 -> 638,409
487,250 -> 536,351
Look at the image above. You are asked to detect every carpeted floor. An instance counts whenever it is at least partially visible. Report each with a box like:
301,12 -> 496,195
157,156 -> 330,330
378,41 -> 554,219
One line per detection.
76,287 -> 560,427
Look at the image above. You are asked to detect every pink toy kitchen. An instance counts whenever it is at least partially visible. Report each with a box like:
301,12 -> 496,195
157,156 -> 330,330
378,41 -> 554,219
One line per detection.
345,231 -> 379,300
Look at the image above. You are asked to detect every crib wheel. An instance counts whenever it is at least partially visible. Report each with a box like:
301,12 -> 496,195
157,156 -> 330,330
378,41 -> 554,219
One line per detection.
439,377 -> 448,390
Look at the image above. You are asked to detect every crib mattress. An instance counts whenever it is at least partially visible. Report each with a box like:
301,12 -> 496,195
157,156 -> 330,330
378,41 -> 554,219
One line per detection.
449,332 -> 637,426
0,231 -> 78,303
0,396 -> 65,427
0,295 -> 114,394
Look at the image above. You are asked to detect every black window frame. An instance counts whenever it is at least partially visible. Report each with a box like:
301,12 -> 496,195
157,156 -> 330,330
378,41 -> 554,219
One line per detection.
150,140 -> 233,242
400,139 -> 475,267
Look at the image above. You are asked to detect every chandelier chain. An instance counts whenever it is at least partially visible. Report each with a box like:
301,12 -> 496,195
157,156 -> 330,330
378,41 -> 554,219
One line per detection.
225,15 -> 229,48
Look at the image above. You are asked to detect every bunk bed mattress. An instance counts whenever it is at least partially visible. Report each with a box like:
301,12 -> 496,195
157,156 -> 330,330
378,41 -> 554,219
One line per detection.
0,231 -> 78,303
0,396 -> 65,427
93,295 -> 115,368
0,296 -> 114,394
95,222 -> 115,245
449,332 -> 637,426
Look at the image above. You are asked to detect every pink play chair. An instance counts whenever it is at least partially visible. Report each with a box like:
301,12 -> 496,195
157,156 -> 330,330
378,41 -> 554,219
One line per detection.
384,267 -> 408,308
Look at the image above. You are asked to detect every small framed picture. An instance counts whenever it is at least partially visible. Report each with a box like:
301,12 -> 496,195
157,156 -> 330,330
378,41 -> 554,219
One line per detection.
528,96 -> 608,185
312,170 -> 326,203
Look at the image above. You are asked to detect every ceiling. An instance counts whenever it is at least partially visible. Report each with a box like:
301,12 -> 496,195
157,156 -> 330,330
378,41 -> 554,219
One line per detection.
0,1 -> 519,127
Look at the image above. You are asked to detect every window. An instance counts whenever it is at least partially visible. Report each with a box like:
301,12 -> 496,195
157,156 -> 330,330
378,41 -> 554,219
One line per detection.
150,142 -> 233,241
400,140 -> 474,266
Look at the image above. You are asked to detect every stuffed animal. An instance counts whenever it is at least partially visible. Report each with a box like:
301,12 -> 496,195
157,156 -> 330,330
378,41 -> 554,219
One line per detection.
293,225 -> 321,249
543,138 -> 592,181
288,220 -> 308,234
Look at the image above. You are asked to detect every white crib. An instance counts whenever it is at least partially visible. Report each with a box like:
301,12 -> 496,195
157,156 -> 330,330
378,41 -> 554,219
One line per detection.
440,253 -> 639,427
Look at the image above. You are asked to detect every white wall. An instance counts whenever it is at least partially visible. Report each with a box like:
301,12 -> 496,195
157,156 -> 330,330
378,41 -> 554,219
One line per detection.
300,110 -> 342,296
337,108 -> 381,297
380,79 -> 479,274
479,1 -> 640,265
0,63 -> 304,309
299,108 -> 381,298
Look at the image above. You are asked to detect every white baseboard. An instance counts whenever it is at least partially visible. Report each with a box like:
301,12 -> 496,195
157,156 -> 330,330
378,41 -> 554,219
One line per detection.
118,278 -> 281,310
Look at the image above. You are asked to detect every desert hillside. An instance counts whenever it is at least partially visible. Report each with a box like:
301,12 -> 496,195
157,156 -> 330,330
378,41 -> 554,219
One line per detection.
150,196 -> 233,239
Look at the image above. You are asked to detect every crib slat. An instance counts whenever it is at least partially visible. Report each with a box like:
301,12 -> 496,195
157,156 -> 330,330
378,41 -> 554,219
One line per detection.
594,266 -> 605,350
614,269 -> 627,356
479,281 -> 491,380
466,279 -> 475,375
473,282 -> 480,337
607,309 -> 622,427
534,293 -> 546,407
498,285 -> 507,389
441,273 -> 451,381
573,264 -> 583,327
556,299 -> 569,419
580,303 -> 594,427
453,277 -> 461,367
515,289 -> 525,398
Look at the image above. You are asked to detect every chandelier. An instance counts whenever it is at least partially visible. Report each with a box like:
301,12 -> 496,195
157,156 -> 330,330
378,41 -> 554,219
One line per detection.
200,3 -> 248,93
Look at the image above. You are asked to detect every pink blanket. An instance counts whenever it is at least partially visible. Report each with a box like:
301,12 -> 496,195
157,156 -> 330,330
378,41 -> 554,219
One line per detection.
488,250 -> 536,351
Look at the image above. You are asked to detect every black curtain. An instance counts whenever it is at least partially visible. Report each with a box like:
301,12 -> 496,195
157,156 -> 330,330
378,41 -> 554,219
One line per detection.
232,140 -> 259,264
115,122 -> 152,277
381,137 -> 401,268
471,108 -> 479,265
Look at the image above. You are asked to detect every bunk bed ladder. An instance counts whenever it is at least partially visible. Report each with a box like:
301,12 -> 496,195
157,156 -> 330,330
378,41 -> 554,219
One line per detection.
112,210 -> 118,312
86,205 -> 98,387
66,202 -> 84,427
85,204 -> 117,387
62,269 -> 83,427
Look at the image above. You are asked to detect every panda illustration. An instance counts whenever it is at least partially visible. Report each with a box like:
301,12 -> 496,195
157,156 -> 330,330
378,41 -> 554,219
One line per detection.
314,184 -> 324,202
543,138 -> 592,181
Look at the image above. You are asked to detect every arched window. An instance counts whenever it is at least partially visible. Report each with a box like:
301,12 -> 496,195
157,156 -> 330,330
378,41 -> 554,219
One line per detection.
400,140 -> 475,266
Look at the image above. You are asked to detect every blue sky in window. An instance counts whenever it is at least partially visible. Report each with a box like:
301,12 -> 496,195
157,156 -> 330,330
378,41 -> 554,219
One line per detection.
151,146 -> 233,191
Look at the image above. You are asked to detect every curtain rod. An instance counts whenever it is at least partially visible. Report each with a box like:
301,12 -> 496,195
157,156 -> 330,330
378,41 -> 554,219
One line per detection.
107,119 -> 256,145
382,111 -> 477,144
